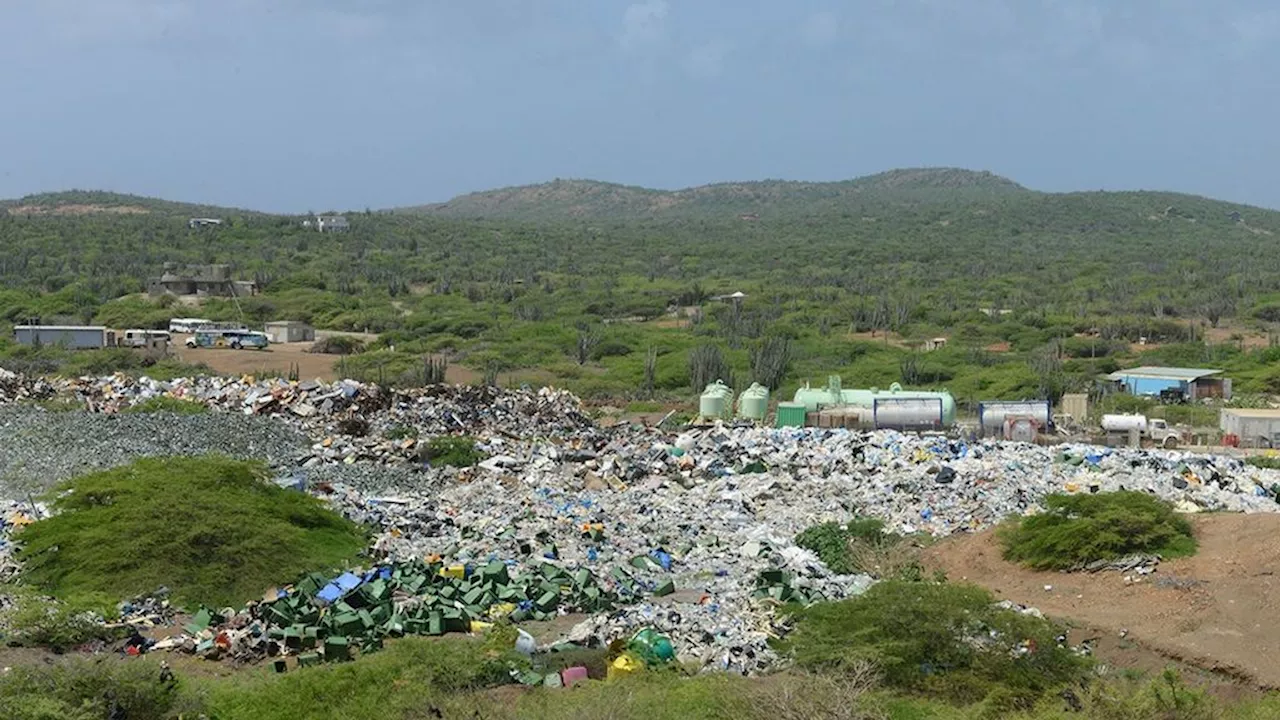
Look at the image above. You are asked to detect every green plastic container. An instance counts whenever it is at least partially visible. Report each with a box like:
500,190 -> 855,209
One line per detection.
775,401 -> 807,428
737,383 -> 770,422
699,380 -> 734,420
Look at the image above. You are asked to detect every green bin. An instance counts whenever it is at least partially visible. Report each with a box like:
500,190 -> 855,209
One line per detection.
775,401 -> 807,428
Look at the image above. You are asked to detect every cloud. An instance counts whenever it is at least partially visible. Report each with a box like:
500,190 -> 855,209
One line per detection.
686,40 -> 730,79
619,0 -> 669,51
801,10 -> 839,48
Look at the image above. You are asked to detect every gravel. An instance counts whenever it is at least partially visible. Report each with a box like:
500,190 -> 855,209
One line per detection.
0,406 -> 308,497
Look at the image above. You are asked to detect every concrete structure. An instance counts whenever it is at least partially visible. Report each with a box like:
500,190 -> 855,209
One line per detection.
264,321 -> 315,344
14,325 -> 113,349
1220,409 -> 1280,448
148,263 -> 257,298
1105,366 -> 1231,401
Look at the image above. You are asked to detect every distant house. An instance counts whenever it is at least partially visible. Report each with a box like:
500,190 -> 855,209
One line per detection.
1106,366 -> 1231,401
188,218 -> 223,229
314,215 -> 350,233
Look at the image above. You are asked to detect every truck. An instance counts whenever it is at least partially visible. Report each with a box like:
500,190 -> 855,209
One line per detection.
1101,414 -> 1181,448
185,329 -> 269,350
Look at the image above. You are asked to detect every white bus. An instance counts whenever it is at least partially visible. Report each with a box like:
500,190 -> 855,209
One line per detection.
168,318 -> 213,333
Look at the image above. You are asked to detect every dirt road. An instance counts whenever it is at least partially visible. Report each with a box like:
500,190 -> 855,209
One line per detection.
175,336 -> 479,385
924,513 -> 1280,687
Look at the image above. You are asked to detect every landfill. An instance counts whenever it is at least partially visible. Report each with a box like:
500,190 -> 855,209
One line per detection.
2,367 -> 1280,674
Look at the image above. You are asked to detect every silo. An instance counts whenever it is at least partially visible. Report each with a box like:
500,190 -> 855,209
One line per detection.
736,383 -> 769,422
699,381 -> 734,420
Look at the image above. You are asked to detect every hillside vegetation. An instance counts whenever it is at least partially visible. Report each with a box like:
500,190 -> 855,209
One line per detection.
4,168 -> 1280,403
410,167 -> 1030,220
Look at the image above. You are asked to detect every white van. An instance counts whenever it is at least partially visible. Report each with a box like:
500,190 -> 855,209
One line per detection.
121,329 -> 172,347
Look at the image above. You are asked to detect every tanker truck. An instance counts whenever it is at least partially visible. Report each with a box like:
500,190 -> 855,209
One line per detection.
1101,414 -> 1181,448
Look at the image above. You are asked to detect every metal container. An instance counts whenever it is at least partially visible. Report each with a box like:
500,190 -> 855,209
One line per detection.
737,383 -> 770,421
793,378 -> 956,425
699,381 -> 734,420
1101,414 -> 1148,432
873,397 -> 944,431
775,402 -> 808,428
978,400 -> 1052,434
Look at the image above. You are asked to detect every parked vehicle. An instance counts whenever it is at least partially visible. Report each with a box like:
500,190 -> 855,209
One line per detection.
185,330 -> 269,350
168,318 -> 213,334
120,329 -> 171,347
1101,414 -> 1180,448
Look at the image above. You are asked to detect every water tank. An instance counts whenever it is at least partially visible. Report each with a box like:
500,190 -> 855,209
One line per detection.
737,383 -> 769,421
873,397 -> 944,430
978,401 -> 1052,432
699,381 -> 734,420
1102,414 -> 1148,432
792,378 -> 956,425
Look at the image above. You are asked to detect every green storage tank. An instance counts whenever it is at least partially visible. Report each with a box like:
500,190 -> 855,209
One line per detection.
737,383 -> 769,422
792,376 -> 956,426
698,380 -> 734,420
775,401 -> 807,428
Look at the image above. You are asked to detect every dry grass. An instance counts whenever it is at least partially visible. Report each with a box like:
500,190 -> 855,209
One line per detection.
742,664 -> 885,720
847,538 -> 927,581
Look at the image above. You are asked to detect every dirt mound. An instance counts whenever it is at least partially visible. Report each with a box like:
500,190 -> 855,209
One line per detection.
924,513 -> 1280,688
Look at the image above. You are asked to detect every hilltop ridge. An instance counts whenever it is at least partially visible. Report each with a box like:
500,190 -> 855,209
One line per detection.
407,167 -> 1032,220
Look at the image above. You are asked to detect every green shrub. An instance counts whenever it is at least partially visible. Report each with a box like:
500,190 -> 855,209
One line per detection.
0,590 -> 120,652
795,522 -> 854,574
204,635 -> 519,720
383,424 -> 418,441
1246,455 -> 1280,470
423,436 -> 481,468
788,581 -> 1091,706
998,491 -> 1197,571
589,340 -> 633,361
796,517 -> 906,576
0,656 -> 198,720
121,396 -> 208,415
18,457 -> 367,610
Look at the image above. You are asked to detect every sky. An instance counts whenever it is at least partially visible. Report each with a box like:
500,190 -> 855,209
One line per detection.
3,0 -> 1280,212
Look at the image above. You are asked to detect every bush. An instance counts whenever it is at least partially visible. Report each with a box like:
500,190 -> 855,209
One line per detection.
0,590 -> 120,652
795,517 -> 922,579
788,581 -> 1091,706
1247,455 -> 1280,470
308,335 -> 365,355
0,656 -> 198,720
121,396 -> 208,415
18,457 -> 367,610
998,491 -> 1197,571
423,436 -> 481,468
589,340 -> 633,361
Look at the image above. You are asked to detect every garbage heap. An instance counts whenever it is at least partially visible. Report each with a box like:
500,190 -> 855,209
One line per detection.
149,559 -> 622,665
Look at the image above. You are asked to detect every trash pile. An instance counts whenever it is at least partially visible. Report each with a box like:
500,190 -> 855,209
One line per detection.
0,368 -> 55,404
4,369 -> 1280,675
157,560 -> 623,665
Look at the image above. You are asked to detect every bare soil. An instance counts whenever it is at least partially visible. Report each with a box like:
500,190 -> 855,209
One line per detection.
924,513 -> 1280,688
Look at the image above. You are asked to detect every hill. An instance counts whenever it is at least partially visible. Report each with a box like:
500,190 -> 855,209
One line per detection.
2,190 -> 259,219
5,167 -> 1280,402
407,167 -> 1032,220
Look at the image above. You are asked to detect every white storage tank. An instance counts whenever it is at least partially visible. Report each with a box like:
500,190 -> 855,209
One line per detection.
978,400 -> 1052,436
1102,414 -> 1148,432
873,397 -> 944,431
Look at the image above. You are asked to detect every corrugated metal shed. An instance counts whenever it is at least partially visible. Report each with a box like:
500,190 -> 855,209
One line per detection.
1105,367 -> 1223,382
